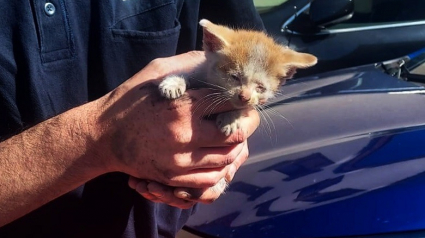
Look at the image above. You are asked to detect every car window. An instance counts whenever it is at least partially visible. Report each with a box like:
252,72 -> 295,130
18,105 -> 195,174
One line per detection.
253,0 -> 289,13
286,0 -> 425,33
329,0 -> 425,29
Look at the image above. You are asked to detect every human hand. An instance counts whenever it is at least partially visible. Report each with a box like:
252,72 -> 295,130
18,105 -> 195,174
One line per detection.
91,51 -> 260,203
128,125 -> 253,209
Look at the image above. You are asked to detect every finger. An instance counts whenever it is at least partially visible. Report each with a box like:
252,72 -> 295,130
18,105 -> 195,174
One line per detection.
189,143 -> 244,169
133,51 -> 207,83
189,106 -> 260,146
228,107 -> 260,141
173,142 -> 248,192
171,141 -> 245,181
128,176 -> 140,189
132,180 -> 161,202
167,165 -> 229,188
162,51 -> 207,76
129,176 -> 157,200
185,89 -> 239,116
174,178 -> 228,204
171,142 -> 248,196
225,141 -> 249,182
130,179 -> 192,206
147,182 -> 196,209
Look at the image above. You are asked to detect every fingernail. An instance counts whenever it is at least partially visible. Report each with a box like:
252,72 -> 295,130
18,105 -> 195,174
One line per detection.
175,191 -> 191,199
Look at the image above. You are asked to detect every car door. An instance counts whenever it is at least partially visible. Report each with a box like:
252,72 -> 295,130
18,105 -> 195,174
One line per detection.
262,0 -> 425,76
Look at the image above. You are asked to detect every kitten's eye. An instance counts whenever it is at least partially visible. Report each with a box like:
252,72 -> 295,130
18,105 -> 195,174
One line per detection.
231,74 -> 240,81
256,84 -> 266,93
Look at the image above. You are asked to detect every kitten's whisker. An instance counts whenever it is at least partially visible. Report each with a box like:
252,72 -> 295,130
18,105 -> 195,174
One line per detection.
256,105 -> 276,141
199,95 -> 229,117
194,95 -> 223,114
255,105 -> 271,138
273,91 -> 295,100
205,96 -> 229,116
262,104 -> 294,129
262,106 -> 278,140
192,78 -> 227,91
192,93 -> 226,115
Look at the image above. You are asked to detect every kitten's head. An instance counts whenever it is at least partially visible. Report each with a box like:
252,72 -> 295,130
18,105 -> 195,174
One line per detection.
200,19 -> 317,108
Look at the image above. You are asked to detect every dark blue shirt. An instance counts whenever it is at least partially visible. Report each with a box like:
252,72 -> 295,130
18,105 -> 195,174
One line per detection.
0,1 -> 263,237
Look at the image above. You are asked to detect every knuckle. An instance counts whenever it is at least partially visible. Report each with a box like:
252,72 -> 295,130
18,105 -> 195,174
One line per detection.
158,169 -> 176,185
172,154 -> 192,170
227,129 -> 246,144
202,197 -> 217,204
149,57 -> 165,67
223,153 -> 236,166
235,129 -> 246,143
172,156 -> 185,169
175,131 -> 192,144
148,58 -> 169,77
186,50 -> 203,58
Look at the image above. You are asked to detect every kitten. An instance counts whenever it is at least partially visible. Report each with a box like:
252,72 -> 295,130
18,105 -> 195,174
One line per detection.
159,19 -> 317,137
159,19 -> 317,195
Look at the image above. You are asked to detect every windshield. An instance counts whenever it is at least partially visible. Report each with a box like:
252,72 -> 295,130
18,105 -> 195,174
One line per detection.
375,48 -> 425,86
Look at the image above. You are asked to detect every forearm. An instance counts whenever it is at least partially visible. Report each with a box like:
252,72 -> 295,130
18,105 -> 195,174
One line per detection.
0,101 -> 107,227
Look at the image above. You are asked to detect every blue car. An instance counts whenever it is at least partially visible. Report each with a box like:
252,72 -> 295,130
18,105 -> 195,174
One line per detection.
180,49 -> 425,238
258,0 -> 425,76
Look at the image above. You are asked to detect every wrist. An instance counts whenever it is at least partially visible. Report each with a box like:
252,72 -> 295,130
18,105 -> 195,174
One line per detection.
67,99 -> 115,176
83,89 -> 135,174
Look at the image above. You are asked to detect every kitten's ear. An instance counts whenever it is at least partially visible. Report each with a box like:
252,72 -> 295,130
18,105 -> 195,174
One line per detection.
199,19 -> 232,52
281,49 -> 317,79
285,50 -> 318,69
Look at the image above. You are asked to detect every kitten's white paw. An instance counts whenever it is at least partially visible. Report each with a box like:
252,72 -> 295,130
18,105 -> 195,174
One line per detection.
210,178 -> 228,196
216,111 -> 241,136
159,75 -> 187,99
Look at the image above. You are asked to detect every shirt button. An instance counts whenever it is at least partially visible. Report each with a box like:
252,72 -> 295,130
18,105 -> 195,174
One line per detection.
44,2 -> 56,16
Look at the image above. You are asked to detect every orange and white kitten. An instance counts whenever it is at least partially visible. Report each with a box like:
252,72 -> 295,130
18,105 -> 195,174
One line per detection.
159,19 -> 317,136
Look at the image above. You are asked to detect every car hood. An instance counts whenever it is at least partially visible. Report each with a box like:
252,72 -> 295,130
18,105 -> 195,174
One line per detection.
185,65 -> 425,238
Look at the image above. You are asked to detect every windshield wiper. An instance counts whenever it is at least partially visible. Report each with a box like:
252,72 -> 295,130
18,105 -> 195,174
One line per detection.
376,52 -> 425,85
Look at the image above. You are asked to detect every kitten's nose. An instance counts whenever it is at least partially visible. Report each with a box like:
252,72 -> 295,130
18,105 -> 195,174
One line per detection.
238,92 -> 251,102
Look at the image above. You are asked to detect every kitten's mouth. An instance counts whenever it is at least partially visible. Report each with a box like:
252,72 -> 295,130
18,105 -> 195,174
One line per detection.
230,100 -> 255,109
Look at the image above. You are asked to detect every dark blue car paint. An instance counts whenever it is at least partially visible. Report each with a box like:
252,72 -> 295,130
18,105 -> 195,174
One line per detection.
259,0 -> 425,77
185,65 -> 425,237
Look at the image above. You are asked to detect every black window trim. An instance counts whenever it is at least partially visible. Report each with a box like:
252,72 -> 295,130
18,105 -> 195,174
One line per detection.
281,2 -> 425,35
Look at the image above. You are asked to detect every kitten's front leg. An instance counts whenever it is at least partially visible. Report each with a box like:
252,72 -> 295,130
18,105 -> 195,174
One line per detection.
216,110 -> 243,136
159,75 -> 189,99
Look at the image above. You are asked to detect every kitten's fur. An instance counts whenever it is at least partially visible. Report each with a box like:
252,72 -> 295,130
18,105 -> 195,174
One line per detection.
159,19 -> 317,137
159,19 -> 317,195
